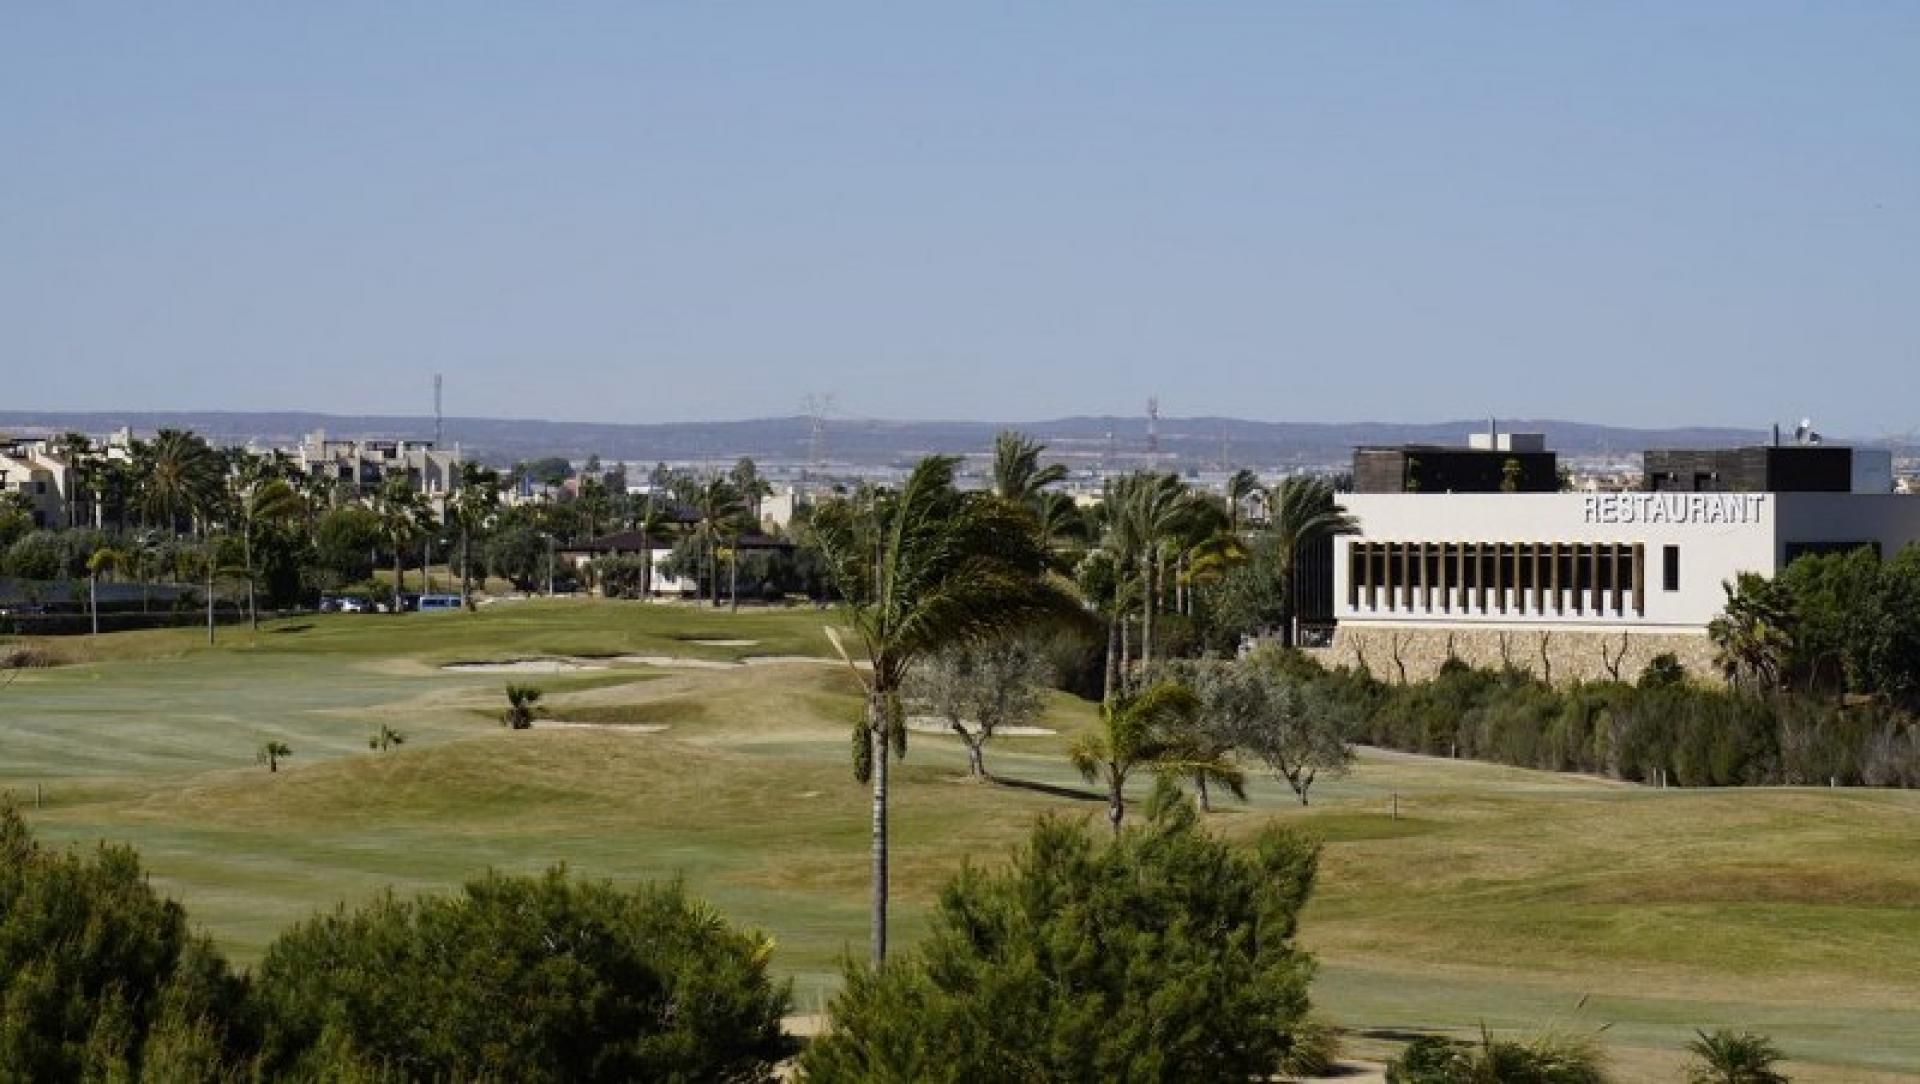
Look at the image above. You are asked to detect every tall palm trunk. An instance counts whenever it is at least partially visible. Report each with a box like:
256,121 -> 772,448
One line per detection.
729,540 -> 740,613
244,526 -> 258,631
392,548 -> 404,612
1104,615 -> 1121,700
868,687 -> 890,964
640,531 -> 653,598
1141,562 -> 1156,669
1119,615 -> 1131,692
205,560 -> 215,646
461,529 -> 473,611
1280,546 -> 1298,647
89,572 -> 99,637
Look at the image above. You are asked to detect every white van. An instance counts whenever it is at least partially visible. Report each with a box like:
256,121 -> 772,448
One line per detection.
416,595 -> 463,612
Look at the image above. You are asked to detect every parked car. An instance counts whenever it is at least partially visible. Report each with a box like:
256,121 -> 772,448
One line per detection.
337,597 -> 367,614
416,594 -> 462,612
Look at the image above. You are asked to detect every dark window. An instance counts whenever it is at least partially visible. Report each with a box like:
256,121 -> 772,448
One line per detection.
1784,540 -> 1881,565
1662,545 -> 1680,592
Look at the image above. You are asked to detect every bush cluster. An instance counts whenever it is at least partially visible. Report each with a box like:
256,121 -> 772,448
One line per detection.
0,803 -> 793,1083
801,782 -> 1324,1082
1295,654 -> 1920,789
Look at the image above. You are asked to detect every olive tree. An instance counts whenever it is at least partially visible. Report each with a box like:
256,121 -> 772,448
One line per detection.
904,638 -> 1051,782
1237,647 -> 1356,806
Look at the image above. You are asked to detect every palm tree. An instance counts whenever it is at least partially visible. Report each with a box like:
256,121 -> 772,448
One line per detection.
575,476 -> 612,539
1069,679 -> 1238,833
1180,513 -> 1249,610
256,741 -> 292,773
85,546 -> 128,637
55,431 -> 102,529
1033,490 -> 1087,556
125,530 -> 165,613
1263,475 -> 1359,645
191,536 -> 246,646
452,463 -> 502,611
370,477 -> 435,612
1225,467 -> 1262,532
368,725 -> 406,752
730,456 -> 773,525
233,468 -> 304,629
99,456 -> 137,532
991,430 -> 1067,505
632,498 -> 673,600
502,684 -> 542,729
812,454 -> 1086,964
137,429 -> 224,534
1684,1029 -> 1788,1084
690,477 -> 748,608
1168,492 -> 1239,616
1708,573 -> 1796,693
1115,472 -> 1198,670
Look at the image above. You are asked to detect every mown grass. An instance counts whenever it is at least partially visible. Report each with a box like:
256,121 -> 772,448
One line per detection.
6,602 -> 1920,1077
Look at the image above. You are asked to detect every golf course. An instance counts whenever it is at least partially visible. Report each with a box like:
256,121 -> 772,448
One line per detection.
5,600 -> 1919,1081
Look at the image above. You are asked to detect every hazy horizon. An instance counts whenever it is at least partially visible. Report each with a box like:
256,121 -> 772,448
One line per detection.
5,4 -> 1916,435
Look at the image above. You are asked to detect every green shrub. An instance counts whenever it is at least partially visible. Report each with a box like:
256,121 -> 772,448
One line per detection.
1685,1028 -> 1790,1084
1386,1029 -> 1608,1084
253,868 -> 793,1083
1278,1014 -> 1343,1078
800,782 -> 1321,1082
1638,652 -> 1688,689
0,803 -> 253,1082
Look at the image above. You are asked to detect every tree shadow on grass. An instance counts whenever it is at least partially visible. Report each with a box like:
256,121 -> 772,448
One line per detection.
269,623 -> 315,635
992,776 -> 1106,803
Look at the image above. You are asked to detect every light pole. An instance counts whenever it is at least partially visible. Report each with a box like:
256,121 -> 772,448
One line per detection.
545,532 -> 556,597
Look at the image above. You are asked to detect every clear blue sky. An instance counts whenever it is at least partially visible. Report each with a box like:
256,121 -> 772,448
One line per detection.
4,4 -> 1915,434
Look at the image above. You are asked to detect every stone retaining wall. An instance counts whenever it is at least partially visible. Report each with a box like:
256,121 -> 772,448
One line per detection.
1304,625 -> 1718,686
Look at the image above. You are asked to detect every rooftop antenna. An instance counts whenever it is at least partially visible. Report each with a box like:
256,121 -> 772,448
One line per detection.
433,373 -> 444,446
804,393 -> 835,474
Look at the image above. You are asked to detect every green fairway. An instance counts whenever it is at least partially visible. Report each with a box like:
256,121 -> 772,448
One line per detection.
6,601 -> 1920,1080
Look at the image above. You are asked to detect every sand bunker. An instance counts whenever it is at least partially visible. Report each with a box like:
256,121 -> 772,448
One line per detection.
536,721 -> 670,734
686,638 -> 760,647
610,655 -> 742,670
905,715 -> 1056,737
441,659 -> 608,674
742,655 -> 855,668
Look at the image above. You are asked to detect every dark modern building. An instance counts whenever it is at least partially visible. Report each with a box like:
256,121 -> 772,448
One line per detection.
1643,446 -> 1855,493
1353,443 -> 1559,495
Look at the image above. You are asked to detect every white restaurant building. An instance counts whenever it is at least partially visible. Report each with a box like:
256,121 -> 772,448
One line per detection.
1319,437 -> 1920,682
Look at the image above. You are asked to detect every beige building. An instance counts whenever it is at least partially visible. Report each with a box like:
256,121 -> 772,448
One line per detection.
0,437 -> 77,529
296,430 -> 463,505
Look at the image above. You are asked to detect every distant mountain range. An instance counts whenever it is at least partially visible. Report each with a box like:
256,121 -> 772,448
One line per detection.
0,410 -> 1792,467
